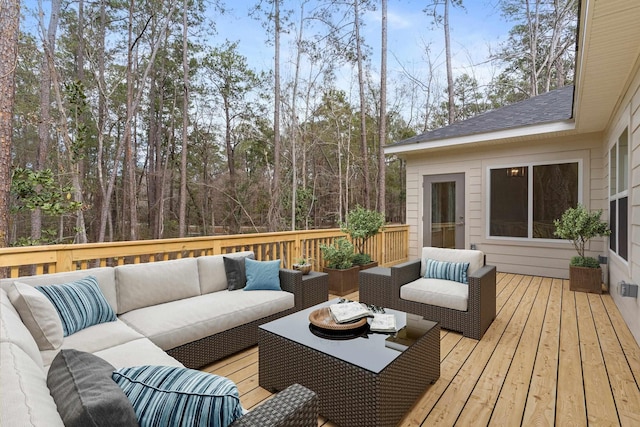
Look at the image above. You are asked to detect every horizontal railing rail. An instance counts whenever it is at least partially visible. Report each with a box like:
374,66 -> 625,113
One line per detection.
0,225 -> 409,278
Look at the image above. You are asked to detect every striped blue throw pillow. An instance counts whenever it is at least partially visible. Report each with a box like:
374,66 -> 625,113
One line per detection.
112,366 -> 244,427
424,258 -> 470,284
36,276 -> 116,336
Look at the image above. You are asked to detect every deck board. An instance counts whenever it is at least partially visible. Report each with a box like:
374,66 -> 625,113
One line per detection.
203,273 -> 640,426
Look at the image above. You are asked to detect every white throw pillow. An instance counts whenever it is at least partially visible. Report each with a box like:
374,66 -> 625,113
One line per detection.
7,282 -> 63,350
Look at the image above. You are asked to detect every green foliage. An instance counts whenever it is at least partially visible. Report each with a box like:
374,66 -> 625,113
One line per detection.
11,168 -> 82,215
554,204 -> 610,267
570,256 -> 600,268
320,238 -> 355,270
352,252 -> 371,266
295,256 -> 311,266
340,206 -> 385,255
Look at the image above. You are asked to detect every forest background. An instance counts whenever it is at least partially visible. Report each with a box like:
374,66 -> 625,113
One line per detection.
0,0 -> 578,246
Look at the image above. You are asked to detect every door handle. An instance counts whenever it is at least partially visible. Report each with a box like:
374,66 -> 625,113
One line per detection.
455,216 -> 465,226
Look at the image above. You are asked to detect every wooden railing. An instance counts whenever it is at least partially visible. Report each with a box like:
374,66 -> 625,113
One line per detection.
0,225 -> 409,278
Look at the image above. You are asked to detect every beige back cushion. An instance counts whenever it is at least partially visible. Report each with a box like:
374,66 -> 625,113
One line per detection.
115,258 -> 200,314
0,267 -> 117,313
420,247 -> 484,277
197,251 -> 254,294
0,289 -> 45,368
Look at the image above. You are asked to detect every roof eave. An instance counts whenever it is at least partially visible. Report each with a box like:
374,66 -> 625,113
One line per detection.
384,119 -> 577,155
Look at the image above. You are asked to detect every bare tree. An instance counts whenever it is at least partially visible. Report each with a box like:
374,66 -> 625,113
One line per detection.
270,0 -> 283,231
425,0 -> 464,125
0,0 -> 20,249
378,0 -> 387,214
353,0 -> 371,208
179,0 -> 189,237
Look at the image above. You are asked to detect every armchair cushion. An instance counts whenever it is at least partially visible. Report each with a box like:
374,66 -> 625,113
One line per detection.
401,278 -> 468,311
420,247 -> 483,278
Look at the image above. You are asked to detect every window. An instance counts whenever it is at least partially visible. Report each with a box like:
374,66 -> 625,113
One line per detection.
489,162 -> 579,239
610,128 -> 628,260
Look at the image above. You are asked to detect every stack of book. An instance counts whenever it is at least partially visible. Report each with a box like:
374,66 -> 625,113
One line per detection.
328,301 -> 372,323
328,301 -> 396,332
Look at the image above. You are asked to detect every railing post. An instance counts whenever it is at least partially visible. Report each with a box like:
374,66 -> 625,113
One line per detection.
56,247 -> 74,273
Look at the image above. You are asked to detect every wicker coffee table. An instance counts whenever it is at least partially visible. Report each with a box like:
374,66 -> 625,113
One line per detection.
258,299 -> 440,427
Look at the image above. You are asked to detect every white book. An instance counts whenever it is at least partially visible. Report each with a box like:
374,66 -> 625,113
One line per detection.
369,314 -> 396,333
328,301 -> 372,323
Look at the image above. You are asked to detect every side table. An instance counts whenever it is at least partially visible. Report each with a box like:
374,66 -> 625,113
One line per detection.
359,266 -> 391,307
301,271 -> 329,308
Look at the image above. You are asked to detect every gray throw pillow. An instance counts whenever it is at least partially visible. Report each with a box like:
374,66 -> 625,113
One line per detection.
47,349 -> 139,427
223,254 -> 254,291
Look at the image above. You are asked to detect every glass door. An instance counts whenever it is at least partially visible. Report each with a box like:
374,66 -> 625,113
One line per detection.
423,174 -> 465,249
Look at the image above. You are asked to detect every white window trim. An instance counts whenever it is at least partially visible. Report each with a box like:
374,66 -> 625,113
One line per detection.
608,126 -> 630,264
486,159 -> 583,242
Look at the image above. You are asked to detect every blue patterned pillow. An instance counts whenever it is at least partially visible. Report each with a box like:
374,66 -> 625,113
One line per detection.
112,365 -> 244,427
244,258 -> 281,291
36,276 -> 116,336
424,258 -> 470,284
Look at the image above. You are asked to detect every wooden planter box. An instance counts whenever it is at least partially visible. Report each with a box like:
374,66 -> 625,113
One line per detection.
358,261 -> 379,271
323,266 -> 360,296
569,265 -> 603,294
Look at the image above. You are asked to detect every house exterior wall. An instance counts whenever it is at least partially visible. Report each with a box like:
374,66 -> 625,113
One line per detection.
403,132 -> 605,279
605,60 -> 640,344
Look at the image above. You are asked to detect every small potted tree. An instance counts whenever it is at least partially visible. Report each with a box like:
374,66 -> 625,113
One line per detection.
319,237 -> 359,296
554,204 -> 611,293
340,206 -> 385,270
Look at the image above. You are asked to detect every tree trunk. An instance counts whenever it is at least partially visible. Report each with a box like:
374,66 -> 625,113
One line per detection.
179,0 -> 189,237
0,0 -> 19,250
378,0 -> 387,214
444,0 -> 456,124
354,0 -> 370,208
34,0 -> 61,242
269,0 -> 282,231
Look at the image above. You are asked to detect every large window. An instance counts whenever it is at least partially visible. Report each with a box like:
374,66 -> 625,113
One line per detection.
610,128 -> 628,260
490,162 -> 579,239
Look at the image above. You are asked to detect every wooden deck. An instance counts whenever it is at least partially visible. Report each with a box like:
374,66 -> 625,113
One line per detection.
203,273 -> 640,426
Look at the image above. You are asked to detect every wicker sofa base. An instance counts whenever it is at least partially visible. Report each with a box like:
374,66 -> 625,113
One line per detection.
167,308 -> 296,369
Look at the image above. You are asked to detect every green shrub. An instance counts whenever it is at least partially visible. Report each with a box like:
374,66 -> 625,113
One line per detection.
352,252 -> 372,266
319,238 -> 355,270
554,204 -> 610,268
570,256 -> 600,268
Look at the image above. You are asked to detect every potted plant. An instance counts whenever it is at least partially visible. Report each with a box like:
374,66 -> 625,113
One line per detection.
292,256 -> 312,275
554,204 -> 611,293
319,237 -> 359,296
340,206 -> 385,270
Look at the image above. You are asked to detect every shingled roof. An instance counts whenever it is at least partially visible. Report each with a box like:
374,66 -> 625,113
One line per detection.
392,85 -> 575,146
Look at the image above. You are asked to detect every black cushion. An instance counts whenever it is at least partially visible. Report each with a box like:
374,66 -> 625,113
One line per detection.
47,349 -> 139,427
223,254 -> 254,291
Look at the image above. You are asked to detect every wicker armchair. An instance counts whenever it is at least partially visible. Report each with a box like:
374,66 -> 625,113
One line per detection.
230,383 -> 318,426
360,248 -> 496,340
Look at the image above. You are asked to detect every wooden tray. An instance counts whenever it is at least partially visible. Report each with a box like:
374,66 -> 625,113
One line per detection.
308,307 -> 367,331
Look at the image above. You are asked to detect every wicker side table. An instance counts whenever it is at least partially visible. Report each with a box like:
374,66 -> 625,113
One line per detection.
301,271 -> 329,308
359,266 -> 391,307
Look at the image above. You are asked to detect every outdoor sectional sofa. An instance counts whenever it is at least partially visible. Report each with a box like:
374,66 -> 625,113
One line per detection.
0,251 -> 318,426
360,247 -> 496,340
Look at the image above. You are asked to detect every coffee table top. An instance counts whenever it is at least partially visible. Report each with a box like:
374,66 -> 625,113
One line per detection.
259,299 -> 438,374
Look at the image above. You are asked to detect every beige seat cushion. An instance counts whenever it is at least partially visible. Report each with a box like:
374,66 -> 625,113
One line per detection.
119,290 -> 294,350
197,251 -> 254,294
93,338 -> 184,369
0,289 -> 45,368
401,278 -> 468,311
40,319 -> 144,368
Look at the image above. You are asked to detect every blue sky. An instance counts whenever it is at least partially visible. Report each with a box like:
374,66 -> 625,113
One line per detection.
208,1 -> 510,86
22,0 -> 511,104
